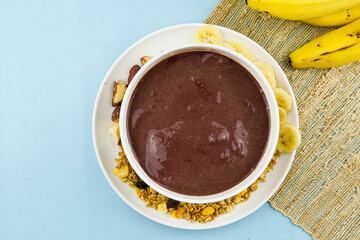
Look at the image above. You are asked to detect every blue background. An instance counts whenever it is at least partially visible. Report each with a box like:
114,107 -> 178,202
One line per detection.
0,0 -> 311,239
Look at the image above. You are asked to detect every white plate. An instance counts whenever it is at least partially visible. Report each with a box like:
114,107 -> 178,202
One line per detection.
92,23 -> 298,230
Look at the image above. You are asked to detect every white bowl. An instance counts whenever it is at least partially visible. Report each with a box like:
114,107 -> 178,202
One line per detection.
119,43 -> 279,203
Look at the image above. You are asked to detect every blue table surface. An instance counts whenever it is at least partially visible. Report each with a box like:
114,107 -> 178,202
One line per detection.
0,0 -> 312,239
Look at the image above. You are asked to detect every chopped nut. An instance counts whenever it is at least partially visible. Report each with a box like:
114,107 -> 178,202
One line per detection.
246,191 -> 251,198
111,105 -> 121,122
112,81 -> 127,107
128,65 -> 141,84
238,189 -> 248,197
202,206 -> 215,216
234,195 -> 243,204
141,56 -> 152,66
135,187 -> 142,195
157,203 -> 168,213
171,210 -> 178,218
171,207 -> 186,219
117,161 -> 129,177
108,121 -> 120,145
118,145 -> 124,153
112,161 -> 129,178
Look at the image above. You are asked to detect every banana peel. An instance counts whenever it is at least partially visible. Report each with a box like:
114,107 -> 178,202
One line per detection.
290,18 -> 360,68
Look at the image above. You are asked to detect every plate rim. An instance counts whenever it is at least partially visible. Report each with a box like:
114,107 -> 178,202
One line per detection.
92,23 -> 298,230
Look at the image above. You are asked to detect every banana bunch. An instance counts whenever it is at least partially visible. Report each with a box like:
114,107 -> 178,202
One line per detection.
194,25 -> 301,153
246,0 -> 360,68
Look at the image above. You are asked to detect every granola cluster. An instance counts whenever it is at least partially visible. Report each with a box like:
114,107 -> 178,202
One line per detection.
113,145 -> 279,224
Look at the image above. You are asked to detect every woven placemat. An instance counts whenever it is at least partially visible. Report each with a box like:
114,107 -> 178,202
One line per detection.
205,1 -> 360,239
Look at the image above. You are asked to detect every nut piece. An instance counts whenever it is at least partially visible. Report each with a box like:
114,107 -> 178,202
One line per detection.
113,161 -> 129,178
171,207 -> 186,219
128,65 -> 141,84
135,187 -> 142,195
234,188 -> 248,204
111,105 -> 121,122
238,189 -> 248,197
141,56 -> 152,66
108,120 -> 120,145
112,81 -> 127,107
157,203 -> 168,213
234,195 -> 243,204
202,206 -> 215,216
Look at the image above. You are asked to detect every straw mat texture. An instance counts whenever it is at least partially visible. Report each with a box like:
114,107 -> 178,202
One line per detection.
205,1 -> 360,239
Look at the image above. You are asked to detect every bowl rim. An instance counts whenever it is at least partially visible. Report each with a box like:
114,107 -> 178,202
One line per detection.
119,43 -> 280,203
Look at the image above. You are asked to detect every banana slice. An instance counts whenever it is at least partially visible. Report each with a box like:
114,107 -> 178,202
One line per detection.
278,107 -> 287,124
224,40 -> 257,62
219,41 -> 236,51
108,121 -> 120,145
273,88 -> 292,112
194,25 -> 222,44
254,61 -> 276,89
277,124 -> 301,153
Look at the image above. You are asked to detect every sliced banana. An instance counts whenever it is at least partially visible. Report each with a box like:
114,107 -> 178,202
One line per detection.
224,40 -> 257,62
273,88 -> 292,112
219,41 -> 236,51
277,124 -> 301,153
278,107 -> 287,124
194,25 -> 222,44
254,61 -> 276,89
108,121 -> 120,145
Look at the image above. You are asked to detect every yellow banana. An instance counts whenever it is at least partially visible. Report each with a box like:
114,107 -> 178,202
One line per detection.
254,61 -> 276,89
292,42 -> 360,68
290,18 -> 360,68
223,40 -> 257,62
246,0 -> 360,20
273,88 -> 292,112
278,107 -> 288,125
277,124 -> 301,153
301,6 -> 360,26
194,25 -> 222,44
